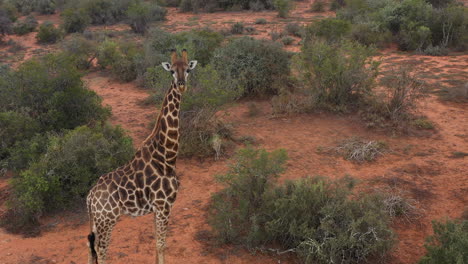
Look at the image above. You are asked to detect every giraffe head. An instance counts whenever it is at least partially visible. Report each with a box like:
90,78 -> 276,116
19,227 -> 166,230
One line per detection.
161,49 -> 197,93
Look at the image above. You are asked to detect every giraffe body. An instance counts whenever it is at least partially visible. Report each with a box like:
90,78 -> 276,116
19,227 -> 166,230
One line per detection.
87,49 -> 197,264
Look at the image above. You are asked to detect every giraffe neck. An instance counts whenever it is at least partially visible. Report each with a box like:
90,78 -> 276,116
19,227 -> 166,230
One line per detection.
143,81 -> 181,175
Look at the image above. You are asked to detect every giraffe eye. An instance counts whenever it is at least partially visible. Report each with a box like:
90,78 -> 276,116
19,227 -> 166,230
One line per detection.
186,69 -> 191,73
170,70 -> 175,74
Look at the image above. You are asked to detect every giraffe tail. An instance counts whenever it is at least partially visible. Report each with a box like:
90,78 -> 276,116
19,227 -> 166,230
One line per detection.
88,232 -> 98,263
87,195 -> 98,264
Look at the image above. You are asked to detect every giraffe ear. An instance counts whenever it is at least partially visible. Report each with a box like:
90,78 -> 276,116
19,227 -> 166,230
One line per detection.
161,62 -> 172,71
188,60 -> 198,70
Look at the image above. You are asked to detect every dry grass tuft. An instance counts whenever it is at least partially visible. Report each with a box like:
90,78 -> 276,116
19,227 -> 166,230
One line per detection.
336,137 -> 387,162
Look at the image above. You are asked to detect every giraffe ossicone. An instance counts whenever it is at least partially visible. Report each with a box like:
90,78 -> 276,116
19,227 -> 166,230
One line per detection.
87,49 -> 197,264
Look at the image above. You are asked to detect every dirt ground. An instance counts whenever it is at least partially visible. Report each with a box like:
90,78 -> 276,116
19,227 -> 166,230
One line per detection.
0,2 -> 467,264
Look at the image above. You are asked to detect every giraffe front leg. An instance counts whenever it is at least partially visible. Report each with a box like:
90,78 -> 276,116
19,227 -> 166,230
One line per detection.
154,206 -> 172,264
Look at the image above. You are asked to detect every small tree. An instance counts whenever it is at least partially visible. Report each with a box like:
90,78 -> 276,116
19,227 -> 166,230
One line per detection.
127,2 -> 166,34
61,8 -> 90,33
36,21 -> 62,44
274,0 -> 291,18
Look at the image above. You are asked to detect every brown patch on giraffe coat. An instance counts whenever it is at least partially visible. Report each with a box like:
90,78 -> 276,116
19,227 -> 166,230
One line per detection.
135,172 -> 145,188
167,130 -> 178,140
166,150 -> 177,159
166,139 -> 176,149
151,178 -> 161,191
166,115 -> 175,127
144,165 -> 154,177
142,147 -> 151,162
160,118 -> 167,132
156,190 -> 165,199
162,178 -> 171,192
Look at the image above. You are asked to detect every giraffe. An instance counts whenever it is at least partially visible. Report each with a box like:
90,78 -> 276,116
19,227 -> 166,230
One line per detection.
86,49 -> 198,264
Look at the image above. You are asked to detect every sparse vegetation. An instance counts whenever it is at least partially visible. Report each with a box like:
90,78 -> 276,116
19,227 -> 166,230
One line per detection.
255,18 -> 267,24
437,82 -> 468,103
419,219 -> 468,264
177,0 -> 275,12
12,15 -> 37,35
209,147 -> 395,263
361,68 -> 427,131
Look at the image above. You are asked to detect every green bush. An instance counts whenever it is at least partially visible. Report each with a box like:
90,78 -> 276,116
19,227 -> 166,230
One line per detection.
61,8 -> 90,33
36,21 -> 62,44
209,147 -> 288,244
274,0 -> 291,18
304,18 -> 351,43
112,42 -> 141,82
0,2 -> 18,22
127,2 -> 166,34
80,0 -> 133,25
61,34 -> 97,69
35,0 -> 56,14
12,15 -> 37,35
350,22 -> 392,47
6,123 -> 133,233
310,0 -> 325,12
419,219 -> 468,264
0,9 -> 13,40
212,37 -> 290,97
284,22 -> 302,37
209,148 -> 394,263
0,54 -> 110,132
335,0 -> 467,52
0,111 -> 40,161
281,36 -> 294,45
255,18 -> 267,24
178,0 -> 274,12
96,39 -> 121,68
230,22 -> 244,34
429,5 -> 468,51
2,134 -> 48,171
299,39 -> 378,111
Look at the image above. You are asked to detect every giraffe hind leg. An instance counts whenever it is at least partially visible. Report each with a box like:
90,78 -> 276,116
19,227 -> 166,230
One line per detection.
88,232 -> 98,264
93,217 -> 118,264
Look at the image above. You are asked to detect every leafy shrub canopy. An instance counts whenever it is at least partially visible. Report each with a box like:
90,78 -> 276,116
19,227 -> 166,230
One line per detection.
6,124 -> 133,233
209,147 -> 395,263
212,37 -> 290,97
419,219 -> 468,264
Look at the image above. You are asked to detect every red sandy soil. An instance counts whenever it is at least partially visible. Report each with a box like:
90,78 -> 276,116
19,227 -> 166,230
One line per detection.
1,3 -> 467,264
